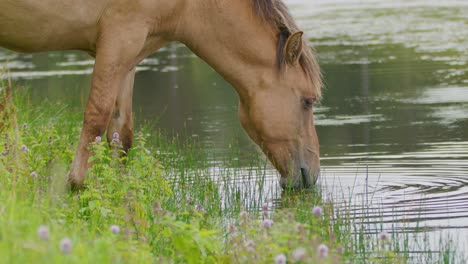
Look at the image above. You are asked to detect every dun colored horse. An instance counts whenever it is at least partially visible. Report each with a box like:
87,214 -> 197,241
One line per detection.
0,0 -> 322,189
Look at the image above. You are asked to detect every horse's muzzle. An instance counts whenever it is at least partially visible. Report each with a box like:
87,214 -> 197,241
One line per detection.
280,167 -> 319,190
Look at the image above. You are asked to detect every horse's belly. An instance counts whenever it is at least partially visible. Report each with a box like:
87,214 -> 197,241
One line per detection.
0,0 -> 102,52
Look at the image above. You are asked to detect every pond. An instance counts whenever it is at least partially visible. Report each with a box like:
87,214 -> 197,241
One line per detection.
1,0 -> 467,259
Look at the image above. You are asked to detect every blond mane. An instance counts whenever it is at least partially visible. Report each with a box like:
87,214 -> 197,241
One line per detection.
252,0 -> 323,97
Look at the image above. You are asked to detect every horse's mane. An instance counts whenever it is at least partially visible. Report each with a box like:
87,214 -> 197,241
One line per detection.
252,0 -> 322,97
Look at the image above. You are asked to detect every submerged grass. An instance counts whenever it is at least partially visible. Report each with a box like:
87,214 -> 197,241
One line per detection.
0,81 -> 465,263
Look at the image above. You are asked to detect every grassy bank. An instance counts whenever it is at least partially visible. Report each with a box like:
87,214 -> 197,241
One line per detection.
0,82 -> 464,263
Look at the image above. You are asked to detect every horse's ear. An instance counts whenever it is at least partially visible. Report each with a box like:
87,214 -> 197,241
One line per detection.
284,31 -> 303,65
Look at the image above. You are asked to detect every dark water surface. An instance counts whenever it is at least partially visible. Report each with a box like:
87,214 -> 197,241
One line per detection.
1,0 -> 468,258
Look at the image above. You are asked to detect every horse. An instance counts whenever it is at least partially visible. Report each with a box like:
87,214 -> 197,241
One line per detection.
0,0 -> 322,190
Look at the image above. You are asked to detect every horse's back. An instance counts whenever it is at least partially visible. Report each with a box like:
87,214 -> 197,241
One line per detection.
0,0 -> 107,52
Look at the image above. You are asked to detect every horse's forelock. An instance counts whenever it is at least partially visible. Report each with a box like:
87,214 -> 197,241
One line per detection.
252,0 -> 322,98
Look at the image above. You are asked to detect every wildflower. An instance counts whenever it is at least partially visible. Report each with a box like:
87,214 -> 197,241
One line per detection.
30,171 -> 37,178
312,206 -> 323,217
22,123 -> 27,130
239,211 -> 247,219
296,223 -> 305,235
244,239 -> 256,249
336,245 -> 345,254
111,132 -> 120,144
318,244 -> 328,258
274,254 -> 287,264
20,145 -> 28,152
262,219 -> 274,228
379,231 -> 389,241
95,136 -> 102,143
37,225 -> 49,240
262,203 -> 269,217
1,150 -> 8,156
286,212 -> 295,222
59,237 -> 72,254
228,224 -> 236,234
153,201 -> 162,215
110,225 -> 120,234
292,247 -> 306,261
195,204 -> 205,213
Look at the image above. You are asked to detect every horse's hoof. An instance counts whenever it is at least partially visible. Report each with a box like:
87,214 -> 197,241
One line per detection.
67,173 -> 85,191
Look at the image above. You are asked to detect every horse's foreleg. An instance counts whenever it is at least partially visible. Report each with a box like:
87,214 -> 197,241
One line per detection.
106,67 -> 135,153
67,28 -> 146,189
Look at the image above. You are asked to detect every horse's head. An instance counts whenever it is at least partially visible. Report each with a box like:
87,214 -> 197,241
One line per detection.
238,31 -> 321,190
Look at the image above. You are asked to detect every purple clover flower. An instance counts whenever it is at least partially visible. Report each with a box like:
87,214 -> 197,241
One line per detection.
30,171 -> 37,178
60,237 -> 72,254
228,224 -> 236,234
379,231 -> 389,241
292,247 -> 306,261
195,204 -> 204,213
318,244 -> 329,258
113,132 -> 119,140
110,225 -> 120,234
20,145 -> 28,152
336,246 -> 345,254
244,239 -> 256,249
262,219 -> 274,228
239,211 -> 247,219
95,136 -> 102,143
312,206 -> 323,217
274,254 -> 287,264
37,225 -> 49,240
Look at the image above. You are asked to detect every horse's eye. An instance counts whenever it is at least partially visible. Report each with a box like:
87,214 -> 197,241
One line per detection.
302,97 -> 316,109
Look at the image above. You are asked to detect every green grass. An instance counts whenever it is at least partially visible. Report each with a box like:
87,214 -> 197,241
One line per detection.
0,82 -> 464,263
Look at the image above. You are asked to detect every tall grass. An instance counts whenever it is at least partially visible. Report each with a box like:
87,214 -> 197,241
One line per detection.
0,81 -> 464,263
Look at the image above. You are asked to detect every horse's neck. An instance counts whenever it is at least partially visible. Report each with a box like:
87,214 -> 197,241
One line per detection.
174,0 -> 278,97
